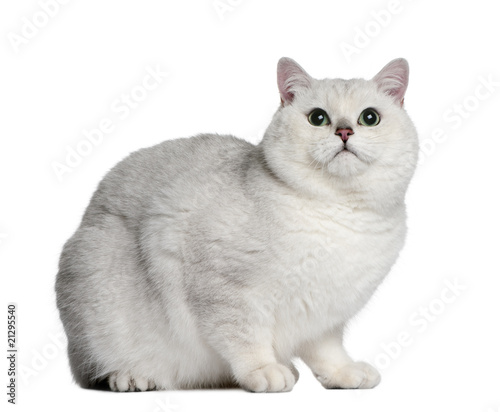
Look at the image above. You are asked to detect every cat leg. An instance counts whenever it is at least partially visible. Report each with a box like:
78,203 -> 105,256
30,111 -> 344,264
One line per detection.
229,347 -> 297,393
207,330 -> 296,393
202,316 -> 296,392
299,326 -> 380,389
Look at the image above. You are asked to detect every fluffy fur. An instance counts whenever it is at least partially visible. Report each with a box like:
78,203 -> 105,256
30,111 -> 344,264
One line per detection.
56,57 -> 418,392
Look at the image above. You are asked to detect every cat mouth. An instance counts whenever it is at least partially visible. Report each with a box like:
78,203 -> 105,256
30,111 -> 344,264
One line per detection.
333,147 -> 358,159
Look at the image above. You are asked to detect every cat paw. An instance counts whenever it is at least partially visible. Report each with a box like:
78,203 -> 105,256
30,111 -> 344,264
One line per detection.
317,361 -> 381,389
108,371 -> 157,392
239,363 -> 296,393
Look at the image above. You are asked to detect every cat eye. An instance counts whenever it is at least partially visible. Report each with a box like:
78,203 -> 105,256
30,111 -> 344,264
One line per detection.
308,108 -> 331,127
358,108 -> 380,127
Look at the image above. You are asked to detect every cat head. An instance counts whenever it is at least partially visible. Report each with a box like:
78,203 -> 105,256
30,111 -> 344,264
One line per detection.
262,58 -> 419,207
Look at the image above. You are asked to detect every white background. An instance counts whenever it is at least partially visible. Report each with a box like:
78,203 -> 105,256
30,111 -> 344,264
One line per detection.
1,1 -> 499,411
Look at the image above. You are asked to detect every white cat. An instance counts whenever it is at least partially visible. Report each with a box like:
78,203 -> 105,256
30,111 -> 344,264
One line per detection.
56,57 -> 418,392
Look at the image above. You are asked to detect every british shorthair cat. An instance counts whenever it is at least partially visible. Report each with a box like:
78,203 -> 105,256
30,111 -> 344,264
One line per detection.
56,57 -> 418,392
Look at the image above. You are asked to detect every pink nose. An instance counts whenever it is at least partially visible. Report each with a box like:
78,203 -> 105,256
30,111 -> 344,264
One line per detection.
335,128 -> 354,143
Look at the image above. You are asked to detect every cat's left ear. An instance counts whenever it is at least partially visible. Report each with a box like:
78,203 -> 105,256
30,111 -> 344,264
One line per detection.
372,58 -> 409,106
277,57 -> 312,106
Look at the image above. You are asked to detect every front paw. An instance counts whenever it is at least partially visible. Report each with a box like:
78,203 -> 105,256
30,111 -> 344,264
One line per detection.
108,371 -> 157,392
316,361 -> 381,389
239,363 -> 296,393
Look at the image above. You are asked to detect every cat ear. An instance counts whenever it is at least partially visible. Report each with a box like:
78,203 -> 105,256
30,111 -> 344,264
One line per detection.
372,58 -> 409,106
277,57 -> 312,106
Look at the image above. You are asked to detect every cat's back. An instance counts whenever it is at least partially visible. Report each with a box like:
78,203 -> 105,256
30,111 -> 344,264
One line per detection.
82,134 -> 255,226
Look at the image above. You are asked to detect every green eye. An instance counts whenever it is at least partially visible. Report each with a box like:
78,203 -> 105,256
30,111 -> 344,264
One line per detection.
358,108 -> 380,126
308,108 -> 330,127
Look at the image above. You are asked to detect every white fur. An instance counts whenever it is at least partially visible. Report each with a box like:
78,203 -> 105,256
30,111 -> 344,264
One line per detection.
56,58 -> 418,392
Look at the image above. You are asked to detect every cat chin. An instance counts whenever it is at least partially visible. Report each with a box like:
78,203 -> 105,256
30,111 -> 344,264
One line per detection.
325,151 -> 369,178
